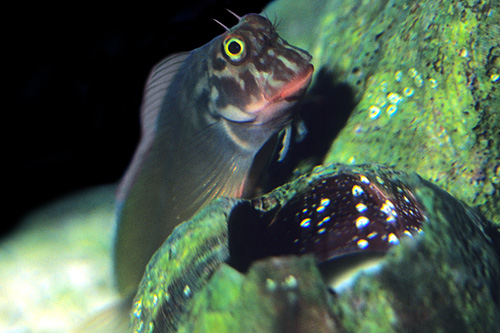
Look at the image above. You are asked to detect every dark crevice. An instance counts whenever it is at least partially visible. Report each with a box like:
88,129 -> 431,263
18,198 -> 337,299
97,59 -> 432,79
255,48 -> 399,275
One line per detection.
260,67 -> 356,192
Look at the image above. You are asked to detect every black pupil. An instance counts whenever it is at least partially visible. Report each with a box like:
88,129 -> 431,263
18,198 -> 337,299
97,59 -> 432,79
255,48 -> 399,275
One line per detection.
228,41 -> 242,55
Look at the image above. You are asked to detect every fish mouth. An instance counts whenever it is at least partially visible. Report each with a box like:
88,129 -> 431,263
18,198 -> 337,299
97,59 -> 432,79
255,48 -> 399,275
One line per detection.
240,64 -> 314,125
271,64 -> 314,103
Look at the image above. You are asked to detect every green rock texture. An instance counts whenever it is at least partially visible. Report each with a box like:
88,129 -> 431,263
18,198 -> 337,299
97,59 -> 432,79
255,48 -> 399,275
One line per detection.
181,257 -> 339,333
265,0 -> 499,223
130,198 -> 235,332
131,164 -> 500,331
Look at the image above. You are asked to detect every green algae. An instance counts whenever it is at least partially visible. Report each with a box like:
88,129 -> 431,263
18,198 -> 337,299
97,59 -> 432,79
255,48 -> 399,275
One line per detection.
331,274 -> 397,332
179,256 -> 338,332
178,265 -> 244,333
131,163 -> 500,331
130,198 -> 235,332
265,0 -> 500,223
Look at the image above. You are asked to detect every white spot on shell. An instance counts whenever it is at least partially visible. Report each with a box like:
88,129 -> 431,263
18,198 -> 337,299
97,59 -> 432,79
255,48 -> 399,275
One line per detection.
355,216 -> 370,229
356,203 -> 368,213
320,216 -> 331,224
357,239 -> 369,249
386,215 -> 397,223
300,218 -> 311,228
359,175 -> 370,184
352,185 -> 364,197
388,233 -> 399,244
381,201 -> 395,215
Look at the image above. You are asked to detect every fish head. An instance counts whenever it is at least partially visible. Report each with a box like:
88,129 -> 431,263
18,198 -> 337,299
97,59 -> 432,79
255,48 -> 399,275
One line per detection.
208,14 -> 314,127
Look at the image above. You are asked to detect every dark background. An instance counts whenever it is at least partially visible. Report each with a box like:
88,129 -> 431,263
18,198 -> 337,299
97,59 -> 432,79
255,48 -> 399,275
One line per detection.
7,1 -> 272,235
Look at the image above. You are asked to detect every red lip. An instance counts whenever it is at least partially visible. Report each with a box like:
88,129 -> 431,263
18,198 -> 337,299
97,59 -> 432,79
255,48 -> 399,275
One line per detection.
273,64 -> 314,102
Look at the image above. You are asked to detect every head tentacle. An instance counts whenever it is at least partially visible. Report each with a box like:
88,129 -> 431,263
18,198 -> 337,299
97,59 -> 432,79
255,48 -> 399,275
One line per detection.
213,18 -> 230,31
226,9 -> 242,21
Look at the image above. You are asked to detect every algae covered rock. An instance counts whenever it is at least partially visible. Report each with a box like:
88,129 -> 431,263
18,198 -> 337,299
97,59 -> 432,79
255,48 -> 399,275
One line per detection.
265,0 -> 500,223
130,0 -> 500,331
131,164 -> 500,331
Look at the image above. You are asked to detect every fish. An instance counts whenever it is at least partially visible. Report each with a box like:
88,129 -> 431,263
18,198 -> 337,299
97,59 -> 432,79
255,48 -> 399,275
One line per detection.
114,13 -> 314,296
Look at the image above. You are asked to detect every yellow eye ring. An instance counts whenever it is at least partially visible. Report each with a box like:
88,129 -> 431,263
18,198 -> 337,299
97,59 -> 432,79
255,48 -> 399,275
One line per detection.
223,37 -> 246,62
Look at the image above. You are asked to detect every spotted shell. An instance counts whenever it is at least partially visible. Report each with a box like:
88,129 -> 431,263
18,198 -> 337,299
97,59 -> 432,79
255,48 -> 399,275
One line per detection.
228,167 -> 426,271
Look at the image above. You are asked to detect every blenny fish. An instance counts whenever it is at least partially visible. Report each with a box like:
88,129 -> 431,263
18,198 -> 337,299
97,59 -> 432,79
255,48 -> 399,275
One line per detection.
114,13 -> 314,295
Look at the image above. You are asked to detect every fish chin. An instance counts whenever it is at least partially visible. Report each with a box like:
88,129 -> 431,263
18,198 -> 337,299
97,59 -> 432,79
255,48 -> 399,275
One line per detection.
251,99 -> 296,125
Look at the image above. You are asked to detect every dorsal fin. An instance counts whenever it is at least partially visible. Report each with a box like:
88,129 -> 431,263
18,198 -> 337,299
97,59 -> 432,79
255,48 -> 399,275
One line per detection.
140,53 -> 190,134
117,52 -> 190,203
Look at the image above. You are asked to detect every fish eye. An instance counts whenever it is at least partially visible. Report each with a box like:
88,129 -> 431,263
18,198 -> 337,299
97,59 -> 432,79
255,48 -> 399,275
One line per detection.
223,36 -> 246,62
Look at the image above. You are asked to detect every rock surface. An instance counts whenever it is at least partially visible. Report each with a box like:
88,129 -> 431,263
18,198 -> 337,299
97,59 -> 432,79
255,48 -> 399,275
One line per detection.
132,164 -> 500,331
0,185 -> 119,332
266,0 -> 499,223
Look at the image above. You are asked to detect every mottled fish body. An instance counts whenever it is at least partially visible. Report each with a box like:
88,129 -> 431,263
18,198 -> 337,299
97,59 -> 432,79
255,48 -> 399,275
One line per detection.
114,14 -> 314,295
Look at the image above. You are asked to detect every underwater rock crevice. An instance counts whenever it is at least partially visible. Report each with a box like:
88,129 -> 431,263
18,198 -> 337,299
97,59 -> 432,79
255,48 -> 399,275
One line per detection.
267,0 -> 500,222
262,68 -> 356,191
130,163 -> 500,331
